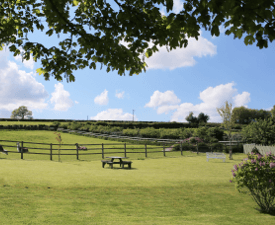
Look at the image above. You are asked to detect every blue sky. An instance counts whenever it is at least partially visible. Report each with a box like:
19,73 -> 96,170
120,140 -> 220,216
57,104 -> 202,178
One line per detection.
0,1 -> 274,122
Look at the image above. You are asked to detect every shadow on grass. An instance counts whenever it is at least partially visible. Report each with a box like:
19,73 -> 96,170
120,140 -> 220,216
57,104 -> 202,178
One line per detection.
255,207 -> 275,216
104,167 -> 138,170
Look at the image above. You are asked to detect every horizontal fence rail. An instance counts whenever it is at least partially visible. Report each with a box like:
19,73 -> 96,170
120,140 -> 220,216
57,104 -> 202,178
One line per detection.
0,139 -> 184,160
0,139 -> 244,161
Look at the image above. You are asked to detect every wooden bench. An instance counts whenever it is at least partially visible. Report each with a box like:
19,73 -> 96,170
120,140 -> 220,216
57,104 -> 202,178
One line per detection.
101,160 -> 112,168
206,152 -> 226,162
121,161 -> 132,169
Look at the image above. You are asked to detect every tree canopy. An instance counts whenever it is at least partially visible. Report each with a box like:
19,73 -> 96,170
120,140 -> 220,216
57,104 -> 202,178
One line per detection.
185,111 -> 209,126
10,106 -> 33,119
242,117 -> 275,145
232,106 -> 272,124
1,0 -> 275,82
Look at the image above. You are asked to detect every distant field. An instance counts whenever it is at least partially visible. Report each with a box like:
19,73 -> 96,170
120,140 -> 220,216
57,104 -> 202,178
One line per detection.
0,121 -> 55,126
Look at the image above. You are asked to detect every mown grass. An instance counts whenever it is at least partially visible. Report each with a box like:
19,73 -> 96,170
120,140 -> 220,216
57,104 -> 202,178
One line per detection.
0,130 -> 274,224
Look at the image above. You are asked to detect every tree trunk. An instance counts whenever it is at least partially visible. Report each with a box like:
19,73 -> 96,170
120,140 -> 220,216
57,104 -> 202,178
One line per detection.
229,132 -> 233,160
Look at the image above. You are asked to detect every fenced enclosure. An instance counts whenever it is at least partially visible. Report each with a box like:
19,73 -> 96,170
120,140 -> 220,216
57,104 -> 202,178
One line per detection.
243,143 -> 275,155
0,139 -> 190,161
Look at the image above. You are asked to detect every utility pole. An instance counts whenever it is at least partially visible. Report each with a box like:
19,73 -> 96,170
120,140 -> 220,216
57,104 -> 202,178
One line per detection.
133,109 -> 135,121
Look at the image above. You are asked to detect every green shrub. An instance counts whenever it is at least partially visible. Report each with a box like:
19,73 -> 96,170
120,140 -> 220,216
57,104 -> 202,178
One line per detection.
122,128 -> 139,137
159,128 -> 180,139
173,142 -> 195,151
139,127 -> 160,138
197,142 -> 209,152
210,142 -> 224,152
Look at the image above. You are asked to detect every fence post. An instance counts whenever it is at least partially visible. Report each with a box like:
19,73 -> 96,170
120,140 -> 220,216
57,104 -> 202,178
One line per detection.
75,143 -> 79,160
163,143 -> 166,157
102,143 -> 104,159
124,143 -> 126,158
50,143 -> 52,161
196,142 -> 198,154
145,144 -> 147,158
180,142 -> 183,156
21,141 -> 24,159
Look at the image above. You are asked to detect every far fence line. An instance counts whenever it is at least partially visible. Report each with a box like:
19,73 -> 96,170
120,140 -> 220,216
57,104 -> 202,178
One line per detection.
0,139 -> 186,160
243,144 -> 275,155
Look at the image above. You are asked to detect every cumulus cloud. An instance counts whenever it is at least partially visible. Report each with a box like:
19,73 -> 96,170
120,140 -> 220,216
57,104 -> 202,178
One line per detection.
50,83 -> 74,111
199,83 -> 238,108
145,32 -> 217,70
233,92 -> 251,107
94,89 -> 109,105
115,90 -> 125,99
146,83 -> 251,122
0,50 -> 48,113
90,108 -> 136,121
145,90 -> 180,114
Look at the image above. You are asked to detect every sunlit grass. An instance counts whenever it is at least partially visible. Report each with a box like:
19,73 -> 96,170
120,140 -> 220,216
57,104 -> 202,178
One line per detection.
0,121 -> 55,126
0,130 -> 274,224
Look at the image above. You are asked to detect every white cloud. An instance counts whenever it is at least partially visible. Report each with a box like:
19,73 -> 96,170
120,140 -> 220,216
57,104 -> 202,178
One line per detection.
90,108 -> 136,121
173,0 -> 183,14
94,89 -> 109,105
145,32 -> 217,70
145,90 -> 180,107
145,90 -> 180,114
146,83 -> 251,122
199,83 -> 238,108
50,83 -> 74,111
115,90 -> 125,99
0,50 -> 48,113
233,92 -> 251,107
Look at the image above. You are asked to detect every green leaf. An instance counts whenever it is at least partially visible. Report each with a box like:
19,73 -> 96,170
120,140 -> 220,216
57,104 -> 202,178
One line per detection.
36,68 -> 46,76
72,0 -> 79,6
244,35 -> 255,45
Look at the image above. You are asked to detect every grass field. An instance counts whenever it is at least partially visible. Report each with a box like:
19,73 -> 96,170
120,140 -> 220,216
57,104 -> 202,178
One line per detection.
0,130 -> 274,224
0,121 -> 55,126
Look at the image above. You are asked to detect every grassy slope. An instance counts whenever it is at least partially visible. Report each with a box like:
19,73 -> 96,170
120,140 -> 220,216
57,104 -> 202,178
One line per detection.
0,130 -> 273,224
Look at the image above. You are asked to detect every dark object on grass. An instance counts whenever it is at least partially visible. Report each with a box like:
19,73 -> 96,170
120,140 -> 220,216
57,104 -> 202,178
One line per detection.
0,144 -> 8,155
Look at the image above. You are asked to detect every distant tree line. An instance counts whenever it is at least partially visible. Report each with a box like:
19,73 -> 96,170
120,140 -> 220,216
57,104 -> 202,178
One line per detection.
232,106 -> 275,124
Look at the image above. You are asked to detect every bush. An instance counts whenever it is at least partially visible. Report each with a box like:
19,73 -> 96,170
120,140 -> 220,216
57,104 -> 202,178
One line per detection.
242,118 -> 275,145
197,142 -> 210,152
159,128 -> 180,139
173,142 -> 195,151
230,151 -> 275,214
122,128 -> 139,137
210,143 -> 224,152
183,137 -> 204,144
139,127 -> 160,138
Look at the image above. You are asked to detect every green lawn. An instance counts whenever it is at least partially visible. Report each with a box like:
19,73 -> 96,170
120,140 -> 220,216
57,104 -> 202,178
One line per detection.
0,130 -> 274,224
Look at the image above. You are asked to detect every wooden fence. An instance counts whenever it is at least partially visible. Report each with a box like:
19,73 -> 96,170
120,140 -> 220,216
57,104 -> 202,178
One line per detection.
0,139 -> 187,160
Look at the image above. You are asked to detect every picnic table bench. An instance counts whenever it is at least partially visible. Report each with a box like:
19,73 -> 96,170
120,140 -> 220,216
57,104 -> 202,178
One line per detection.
101,156 -> 132,169
206,152 -> 226,162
